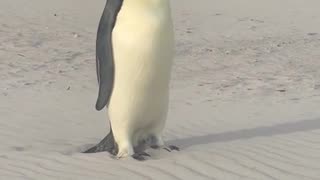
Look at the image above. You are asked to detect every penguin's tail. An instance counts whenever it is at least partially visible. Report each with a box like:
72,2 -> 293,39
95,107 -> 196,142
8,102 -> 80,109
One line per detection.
83,129 -> 117,154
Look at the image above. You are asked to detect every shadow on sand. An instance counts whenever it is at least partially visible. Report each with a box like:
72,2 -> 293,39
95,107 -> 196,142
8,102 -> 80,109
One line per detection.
168,118 -> 320,148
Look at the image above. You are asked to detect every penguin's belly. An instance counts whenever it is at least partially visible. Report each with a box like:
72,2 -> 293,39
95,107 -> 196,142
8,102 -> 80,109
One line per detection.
109,3 -> 174,143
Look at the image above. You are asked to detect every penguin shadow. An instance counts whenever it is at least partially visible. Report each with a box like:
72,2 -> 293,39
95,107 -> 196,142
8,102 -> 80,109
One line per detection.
69,118 -> 320,159
167,118 -> 320,149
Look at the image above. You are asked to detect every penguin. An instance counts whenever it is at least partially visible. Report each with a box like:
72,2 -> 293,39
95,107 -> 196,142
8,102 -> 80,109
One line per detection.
84,0 -> 178,160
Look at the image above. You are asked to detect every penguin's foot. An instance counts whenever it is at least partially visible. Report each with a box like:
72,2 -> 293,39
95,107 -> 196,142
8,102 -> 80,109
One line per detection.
131,152 -> 151,161
165,145 -> 180,152
150,145 -> 180,152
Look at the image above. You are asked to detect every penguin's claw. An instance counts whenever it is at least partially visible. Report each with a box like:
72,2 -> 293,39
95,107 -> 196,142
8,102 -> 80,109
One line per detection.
169,145 -> 180,151
151,145 -> 180,152
132,152 -> 151,161
150,145 -> 160,149
164,145 -> 180,152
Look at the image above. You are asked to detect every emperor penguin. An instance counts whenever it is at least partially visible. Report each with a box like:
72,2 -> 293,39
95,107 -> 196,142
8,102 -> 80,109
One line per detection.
84,0 -> 178,160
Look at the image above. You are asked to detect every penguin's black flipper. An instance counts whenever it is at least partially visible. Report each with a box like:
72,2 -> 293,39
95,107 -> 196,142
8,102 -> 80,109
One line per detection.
95,0 -> 124,111
83,129 -> 117,154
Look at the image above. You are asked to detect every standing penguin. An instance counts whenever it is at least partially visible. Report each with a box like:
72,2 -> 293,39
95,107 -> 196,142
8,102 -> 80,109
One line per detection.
84,0 -> 177,160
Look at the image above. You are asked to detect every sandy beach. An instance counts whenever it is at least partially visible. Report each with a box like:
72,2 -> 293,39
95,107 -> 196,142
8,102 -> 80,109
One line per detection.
1,0 -> 320,179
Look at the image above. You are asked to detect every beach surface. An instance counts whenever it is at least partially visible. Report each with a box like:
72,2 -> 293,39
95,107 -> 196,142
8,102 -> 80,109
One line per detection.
1,0 -> 320,179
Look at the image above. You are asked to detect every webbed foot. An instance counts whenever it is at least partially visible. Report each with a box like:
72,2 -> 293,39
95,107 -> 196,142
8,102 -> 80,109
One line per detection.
132,152 -> 151,161
151,145 -> 180,152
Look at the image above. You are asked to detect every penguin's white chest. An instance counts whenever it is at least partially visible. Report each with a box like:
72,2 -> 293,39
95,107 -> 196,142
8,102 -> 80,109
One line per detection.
108,1 -> 174,144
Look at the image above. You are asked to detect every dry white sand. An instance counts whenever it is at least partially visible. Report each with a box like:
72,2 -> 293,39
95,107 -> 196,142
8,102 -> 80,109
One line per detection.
1,0 -> 320,179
